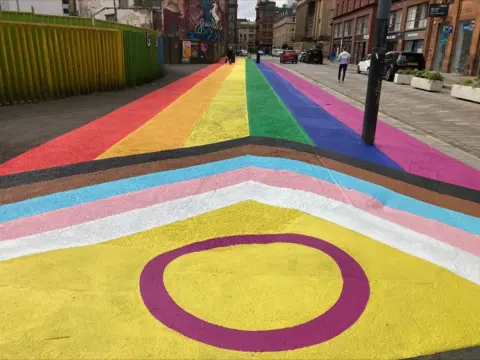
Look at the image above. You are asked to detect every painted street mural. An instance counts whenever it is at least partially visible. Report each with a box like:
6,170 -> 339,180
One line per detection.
1,59 -> 480,359
163,0 -> 226,42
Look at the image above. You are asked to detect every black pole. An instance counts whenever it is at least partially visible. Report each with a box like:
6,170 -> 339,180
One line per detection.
361,0 -> 392,145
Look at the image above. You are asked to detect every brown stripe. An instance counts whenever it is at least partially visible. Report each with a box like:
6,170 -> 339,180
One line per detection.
1,145 -> 478,218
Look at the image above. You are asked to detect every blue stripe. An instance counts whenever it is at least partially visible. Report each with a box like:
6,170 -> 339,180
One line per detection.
0,156 -> 478,235
257,63 -> 403,171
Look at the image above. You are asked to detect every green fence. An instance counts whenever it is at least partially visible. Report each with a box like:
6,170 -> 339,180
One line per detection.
0,11 -> 157,34
123,31 -> 162,86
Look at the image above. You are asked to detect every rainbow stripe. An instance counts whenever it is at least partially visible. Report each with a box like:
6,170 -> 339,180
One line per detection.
1,58 -> 479,191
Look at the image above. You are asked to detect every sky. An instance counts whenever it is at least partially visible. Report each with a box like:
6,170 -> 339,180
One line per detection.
237,0 -> 291,21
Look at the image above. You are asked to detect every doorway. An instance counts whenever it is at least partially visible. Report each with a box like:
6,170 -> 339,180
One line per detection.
452,20 -> 474,74
433,24 -> 449,71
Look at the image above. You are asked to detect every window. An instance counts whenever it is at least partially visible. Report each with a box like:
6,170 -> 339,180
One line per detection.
334,23 -> 342,38
388,9 -> 402,32
406,4 -> 427,30
355,15 -> 368,35
292,17 -> 295,22
105,14 -> 115,22
343,20 -> 352,36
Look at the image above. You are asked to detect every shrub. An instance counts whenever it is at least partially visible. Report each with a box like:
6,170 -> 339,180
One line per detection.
458,76 -> 480,88
413,70 -> 444,81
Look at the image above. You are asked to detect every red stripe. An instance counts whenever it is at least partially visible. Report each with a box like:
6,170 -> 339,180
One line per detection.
0,64 -> 221,175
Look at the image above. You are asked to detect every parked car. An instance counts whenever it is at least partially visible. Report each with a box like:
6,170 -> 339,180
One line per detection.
383,51 -> 425,81
298,52 -> 307,63
305,48 -> 323,64
280,50 -> 298,64
357,54 -> 371,75
272,48 -> 283,57
258,50 -> 264,55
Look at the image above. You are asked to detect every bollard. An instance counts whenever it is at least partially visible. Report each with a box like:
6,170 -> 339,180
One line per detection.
256,52 -> 260,63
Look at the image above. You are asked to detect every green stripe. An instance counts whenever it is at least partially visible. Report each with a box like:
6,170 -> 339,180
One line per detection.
246,60 -> 313,145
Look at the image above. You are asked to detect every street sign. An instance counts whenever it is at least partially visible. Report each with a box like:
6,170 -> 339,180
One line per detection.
442,25 -> 453,34
428,4 -> 449,17
462,22 -> 474,32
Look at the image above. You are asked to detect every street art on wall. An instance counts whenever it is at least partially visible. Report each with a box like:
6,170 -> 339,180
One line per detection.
163,0 -> 226,42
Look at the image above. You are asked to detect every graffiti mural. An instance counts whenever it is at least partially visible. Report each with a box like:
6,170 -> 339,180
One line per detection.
163,0 -> 226,42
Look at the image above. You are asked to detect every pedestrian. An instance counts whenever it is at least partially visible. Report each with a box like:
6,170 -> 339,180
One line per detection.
226,46 -> 233,65
337,46 -> 351,82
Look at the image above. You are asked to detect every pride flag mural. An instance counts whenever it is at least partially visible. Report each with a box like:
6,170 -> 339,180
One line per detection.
1,58 -> 479,359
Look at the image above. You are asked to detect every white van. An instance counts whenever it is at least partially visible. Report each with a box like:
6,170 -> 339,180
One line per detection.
272,48 -> 283,57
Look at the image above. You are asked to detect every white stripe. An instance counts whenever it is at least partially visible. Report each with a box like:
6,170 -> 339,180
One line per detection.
1,182 -> 478,284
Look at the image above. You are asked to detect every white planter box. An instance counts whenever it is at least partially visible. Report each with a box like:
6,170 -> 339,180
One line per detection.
451,84 -> 480,104
410,77 -> 443,92
394,73 -> 413,85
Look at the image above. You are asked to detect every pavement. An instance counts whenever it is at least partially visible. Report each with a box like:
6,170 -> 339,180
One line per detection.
1,58 -> 479,360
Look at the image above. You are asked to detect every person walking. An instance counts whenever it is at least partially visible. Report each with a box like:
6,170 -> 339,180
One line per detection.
226,46 -> 234,65
338,47 -> 351,82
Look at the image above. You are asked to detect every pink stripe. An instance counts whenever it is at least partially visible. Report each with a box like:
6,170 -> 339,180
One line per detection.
266,62 -> 480,191
1,168 -> 479,257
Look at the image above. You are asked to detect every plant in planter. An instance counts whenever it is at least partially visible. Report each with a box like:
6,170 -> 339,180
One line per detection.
394,68 -> 416,85
451,76 -> 480,104
410,70 -> 445,92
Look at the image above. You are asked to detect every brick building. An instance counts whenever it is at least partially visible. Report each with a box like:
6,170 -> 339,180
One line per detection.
424,0 -> 479,76
255,0 -> 277,54
330,0 -> 479,75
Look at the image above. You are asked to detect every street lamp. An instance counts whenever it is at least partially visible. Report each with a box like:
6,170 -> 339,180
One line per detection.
361,0 -> 392,145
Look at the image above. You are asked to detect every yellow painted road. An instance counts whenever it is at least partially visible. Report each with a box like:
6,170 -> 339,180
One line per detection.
97,65 -> 233,159
184,59 -> 249,147
1,202 -> 480,359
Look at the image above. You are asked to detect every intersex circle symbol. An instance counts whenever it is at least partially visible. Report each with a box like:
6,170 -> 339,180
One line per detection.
139,234 -> 370,352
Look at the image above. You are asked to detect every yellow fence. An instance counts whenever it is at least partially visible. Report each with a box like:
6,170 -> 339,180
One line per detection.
0,21 -> 126,105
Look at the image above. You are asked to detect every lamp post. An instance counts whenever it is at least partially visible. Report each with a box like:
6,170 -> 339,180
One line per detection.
361,0 -> 392,145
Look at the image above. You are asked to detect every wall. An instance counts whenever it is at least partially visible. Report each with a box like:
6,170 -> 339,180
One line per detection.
0,21 -> 125,105
162,0 -> 227,43
2,0 -> 65,14
77,0 -> 154,27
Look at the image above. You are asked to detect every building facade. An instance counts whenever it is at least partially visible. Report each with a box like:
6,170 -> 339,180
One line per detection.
255,0 -> 276,54
75,0 -> 162,29
330,0 -> 479,75
237,18 -> 256,52
424,0 -> 479,75
273,6 -> 296,48
0,0 -> 68,15
294,0 -> 333,51
227,0 -> 238,46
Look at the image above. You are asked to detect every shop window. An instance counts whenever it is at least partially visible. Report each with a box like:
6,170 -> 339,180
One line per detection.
406,3 -> 427,30
343,20 -> 353,36
355,15 -> 368,35
388,9 -> 401,32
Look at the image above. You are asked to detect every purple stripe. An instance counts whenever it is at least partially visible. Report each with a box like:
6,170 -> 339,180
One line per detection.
266,62 -> 480,191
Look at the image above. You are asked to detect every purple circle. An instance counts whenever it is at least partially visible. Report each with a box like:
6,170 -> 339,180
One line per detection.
139,234 -> 370,352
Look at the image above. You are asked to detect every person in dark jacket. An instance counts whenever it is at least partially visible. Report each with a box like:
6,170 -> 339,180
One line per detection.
226,46 -> 233,65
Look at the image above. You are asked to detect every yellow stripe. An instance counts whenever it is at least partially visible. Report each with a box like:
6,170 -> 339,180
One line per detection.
184,58 -> 249,147
98,65 -> 233,159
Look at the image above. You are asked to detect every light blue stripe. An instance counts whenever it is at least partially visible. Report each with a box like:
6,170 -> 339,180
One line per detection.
1,155 -> 478,234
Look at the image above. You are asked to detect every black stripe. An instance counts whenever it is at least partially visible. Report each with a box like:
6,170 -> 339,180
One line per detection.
0,136 -> 478,203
